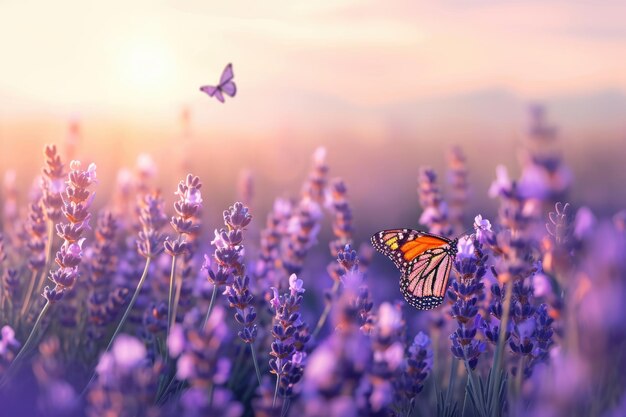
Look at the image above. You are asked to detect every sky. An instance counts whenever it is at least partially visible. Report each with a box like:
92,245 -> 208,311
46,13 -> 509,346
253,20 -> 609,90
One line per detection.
1,0 -> 625,234
1,0 -> 625,128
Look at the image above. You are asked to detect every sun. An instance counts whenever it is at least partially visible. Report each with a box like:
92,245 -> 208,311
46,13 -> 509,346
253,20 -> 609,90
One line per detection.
119,39 -> 174,92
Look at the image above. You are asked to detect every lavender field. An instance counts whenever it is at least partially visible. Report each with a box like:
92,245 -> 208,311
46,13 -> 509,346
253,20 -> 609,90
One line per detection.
0,103 -> 624,417
2,1 -> 626,415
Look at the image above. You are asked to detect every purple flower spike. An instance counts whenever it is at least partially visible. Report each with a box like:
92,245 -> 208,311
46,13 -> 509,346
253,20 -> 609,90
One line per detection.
489,165 -> 515,199
224,202 -> 252,230
289,274 -> 305,296
394,331 -> 433,410
417,167 -> 452,237
269,277 -> 310,401
44,157 -> 97,303
0,326 -> 20,355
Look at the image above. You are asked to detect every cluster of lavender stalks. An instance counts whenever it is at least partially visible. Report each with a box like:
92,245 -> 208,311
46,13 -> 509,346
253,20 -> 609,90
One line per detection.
0,110 -> 625,417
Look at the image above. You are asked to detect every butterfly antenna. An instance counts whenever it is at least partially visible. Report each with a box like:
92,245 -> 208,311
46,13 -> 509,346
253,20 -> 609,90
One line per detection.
456,226 -> 475,240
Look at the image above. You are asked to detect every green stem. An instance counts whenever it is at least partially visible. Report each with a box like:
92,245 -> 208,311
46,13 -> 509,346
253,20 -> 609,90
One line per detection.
273,372 -> 280,408
490,282 -> 513,417
208,383 -> 215,409
105,257 -> 151,351
171,273 -> 183,331
43,221 -> 55,276
34,222 -> 55,297
312,280 -> 340,338
6,298 -> 14,327
462,376 -> 469,417
249,342 -> 263,387
202,284 -> 218,330
446,357 -> 458,406
228,344 -> 247,389
167,254 -> 178,337
281,397 -> 291,417
82,257 -> 151,394
514,355 -> 525,398
20,269 -> 39,318
463,360 -> 488,417
33,271 -> 49,305
156,372 -> 179,405
1,300 -> 51,387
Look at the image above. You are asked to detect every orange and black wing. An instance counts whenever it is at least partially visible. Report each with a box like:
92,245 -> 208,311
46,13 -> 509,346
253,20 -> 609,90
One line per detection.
399,246 -> 455,309
371,229 -> 457,310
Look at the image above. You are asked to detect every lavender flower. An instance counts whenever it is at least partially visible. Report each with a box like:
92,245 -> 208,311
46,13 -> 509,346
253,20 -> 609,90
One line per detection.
32,337 -> 77,415
226,275 -> 257,344
283,198 -> 322,277
474,214 -> 496,247
367,302 -> 405,412
169,306 -> 231,390
543,202 -> 577,286
210,203 -> 255,342
88,334 -> 162,417
448,235 -> 487,370
0,326 -> 20,376
86,212 -> 120,341
205,202 -> 262,385
481,283 -> 511,345
417,167 -> 453,237
164,175 -> 202,332
269,274 -> 310,407
40,145 -> 66,223
17,197 -> 49,317
2,269 -> 21,308
142,301 -> 168,342
167,174 -> 202,245
313,177 -> 358,340
519,105 -> 572,204
393,332 -> 434,416
25,199 -> 47,272
302,287 -> 373,416
505,280 -> 555,380
447,146 -> 470,235
43,160 -> 97,303
254,198 -> 292,292
83,191 -> 168,394
327,178 -> 354,252
136,192 -> 168,259
301,146 -> 328,205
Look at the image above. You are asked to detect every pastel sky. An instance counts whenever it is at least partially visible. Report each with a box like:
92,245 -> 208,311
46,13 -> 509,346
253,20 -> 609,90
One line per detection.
1,0 -> 625,127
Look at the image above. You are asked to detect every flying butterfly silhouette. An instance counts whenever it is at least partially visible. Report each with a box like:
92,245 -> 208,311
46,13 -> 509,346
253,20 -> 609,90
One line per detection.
371,229 -> 458,310
199,63 -> 236,103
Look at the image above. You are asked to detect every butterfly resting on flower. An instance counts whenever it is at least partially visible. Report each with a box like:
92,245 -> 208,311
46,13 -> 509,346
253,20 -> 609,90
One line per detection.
371,229 -> 458,310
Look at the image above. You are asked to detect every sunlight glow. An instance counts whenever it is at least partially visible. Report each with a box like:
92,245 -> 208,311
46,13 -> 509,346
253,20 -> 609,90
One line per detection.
120,39 -> 174,92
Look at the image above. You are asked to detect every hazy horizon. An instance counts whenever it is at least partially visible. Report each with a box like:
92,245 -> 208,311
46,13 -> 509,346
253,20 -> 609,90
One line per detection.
1,0 -> 625,241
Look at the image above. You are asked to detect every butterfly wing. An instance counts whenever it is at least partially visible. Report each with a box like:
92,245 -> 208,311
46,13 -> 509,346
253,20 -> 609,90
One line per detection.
220,63 -> 234,84
220,80 -> 236,97
200,85 -> 225,102
199,85 -> 218,97
371,229 -> 455,310
213,88 -> 225,103
400,247 -> 454,309
371,229 -> 450,272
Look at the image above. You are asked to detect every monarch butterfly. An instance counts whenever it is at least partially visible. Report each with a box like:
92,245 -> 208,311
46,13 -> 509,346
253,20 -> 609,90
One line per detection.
371,229 -> 458,310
